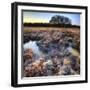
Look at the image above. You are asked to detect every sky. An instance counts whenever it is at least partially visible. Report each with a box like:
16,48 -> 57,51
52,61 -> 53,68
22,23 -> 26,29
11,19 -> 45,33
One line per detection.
23,11 -> 80,25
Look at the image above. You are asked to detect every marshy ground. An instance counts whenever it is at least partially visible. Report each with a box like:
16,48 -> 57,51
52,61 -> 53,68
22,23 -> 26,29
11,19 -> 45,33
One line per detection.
23,27 -> 80,77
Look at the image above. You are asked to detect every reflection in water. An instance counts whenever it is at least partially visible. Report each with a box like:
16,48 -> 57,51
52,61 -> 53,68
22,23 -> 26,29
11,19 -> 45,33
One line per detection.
24,41 -> 43,57
67,47 -> 79,57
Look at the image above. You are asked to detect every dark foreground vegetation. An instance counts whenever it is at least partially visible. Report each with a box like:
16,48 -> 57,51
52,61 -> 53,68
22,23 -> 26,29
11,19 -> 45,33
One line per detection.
24,23 -> 80,28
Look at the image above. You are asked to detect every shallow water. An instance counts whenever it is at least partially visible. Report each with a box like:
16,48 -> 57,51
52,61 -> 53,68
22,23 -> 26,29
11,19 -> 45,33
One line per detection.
24,41 -> 43,56
24,40 -> 79,58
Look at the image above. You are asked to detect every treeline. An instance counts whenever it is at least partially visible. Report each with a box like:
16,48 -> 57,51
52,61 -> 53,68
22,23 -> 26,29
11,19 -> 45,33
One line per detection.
23,23 -> 80,28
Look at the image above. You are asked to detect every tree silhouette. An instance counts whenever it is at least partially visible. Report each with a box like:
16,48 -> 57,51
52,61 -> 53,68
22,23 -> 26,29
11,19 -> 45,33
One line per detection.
49,15 -> 72,25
